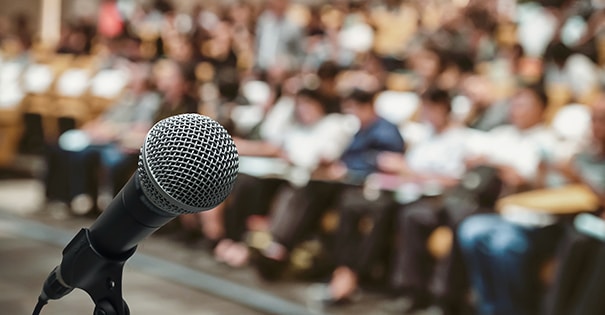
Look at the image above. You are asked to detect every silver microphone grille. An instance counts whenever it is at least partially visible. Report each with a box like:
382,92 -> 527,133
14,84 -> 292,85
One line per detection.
137,114 -> 239,215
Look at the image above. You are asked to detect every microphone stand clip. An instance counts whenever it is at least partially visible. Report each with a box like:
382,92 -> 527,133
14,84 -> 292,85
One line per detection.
43,228 -> 135,315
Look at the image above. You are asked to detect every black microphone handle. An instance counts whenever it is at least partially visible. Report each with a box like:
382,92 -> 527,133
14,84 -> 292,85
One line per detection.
89,174 -> 175,259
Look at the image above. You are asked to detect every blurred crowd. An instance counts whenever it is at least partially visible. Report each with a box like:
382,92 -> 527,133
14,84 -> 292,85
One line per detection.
2,0 -> 605,314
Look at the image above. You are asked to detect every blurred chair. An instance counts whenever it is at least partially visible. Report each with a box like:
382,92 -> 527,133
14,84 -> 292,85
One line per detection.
0,60 -> 25,109
23,63 -> 55,95
88,68 -> 130,115
22,62 -> 56,115
0,60 -> 26,166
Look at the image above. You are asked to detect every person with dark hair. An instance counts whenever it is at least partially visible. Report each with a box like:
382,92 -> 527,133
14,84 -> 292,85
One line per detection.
316,61 -> 342,114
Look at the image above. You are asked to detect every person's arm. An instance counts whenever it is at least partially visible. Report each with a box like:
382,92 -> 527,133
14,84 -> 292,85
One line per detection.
376,151 -> 409,175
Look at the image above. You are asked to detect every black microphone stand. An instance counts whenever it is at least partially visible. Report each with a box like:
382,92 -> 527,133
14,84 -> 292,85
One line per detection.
43,228 -> 134,315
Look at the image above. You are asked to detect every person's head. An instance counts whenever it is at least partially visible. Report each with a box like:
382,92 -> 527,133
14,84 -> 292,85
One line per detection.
509,84 -> 548,130
342,88 -> 378,126
317,61 -> 340,94
545,42 -> 572,68
590,94 -> 605,147
420,87 -> 452,131
294,88 -> 327,126
408,44 -> 444,82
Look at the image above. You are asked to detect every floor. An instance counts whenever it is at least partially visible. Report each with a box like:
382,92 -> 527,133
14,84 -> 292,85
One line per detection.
0,176 -> 440,315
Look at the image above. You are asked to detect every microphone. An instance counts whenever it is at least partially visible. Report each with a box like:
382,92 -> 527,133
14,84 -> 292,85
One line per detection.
35,114 -> 239,314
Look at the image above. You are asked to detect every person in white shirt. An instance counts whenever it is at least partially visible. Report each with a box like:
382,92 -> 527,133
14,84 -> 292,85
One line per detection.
214,88 -> 354,267
465,85 -> 557,191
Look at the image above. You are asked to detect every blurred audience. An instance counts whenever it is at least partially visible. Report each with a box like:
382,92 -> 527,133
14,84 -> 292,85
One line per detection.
2,0 -> 605,313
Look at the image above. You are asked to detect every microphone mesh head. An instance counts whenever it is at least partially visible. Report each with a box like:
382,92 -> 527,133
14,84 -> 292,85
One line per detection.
138,114 -> 239,215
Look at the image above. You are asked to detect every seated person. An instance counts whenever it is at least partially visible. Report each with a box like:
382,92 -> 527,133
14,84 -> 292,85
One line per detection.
213,87 -> 354,267
250,88 -> 405,280
45,61 -> 161,214
456,92 -> 605,315
374,87 -> 482,314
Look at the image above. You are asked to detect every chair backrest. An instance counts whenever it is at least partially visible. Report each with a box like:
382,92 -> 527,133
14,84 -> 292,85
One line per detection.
56,68 -> 91,97
0,61 -> 24,82
0,61 -> 25,108
89,68 -> 130,99
374,90 -> 420,125
23,64 -> 55,94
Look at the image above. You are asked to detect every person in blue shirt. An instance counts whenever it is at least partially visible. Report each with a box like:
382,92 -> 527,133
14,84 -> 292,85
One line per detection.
338,88 -> 407,183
